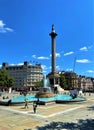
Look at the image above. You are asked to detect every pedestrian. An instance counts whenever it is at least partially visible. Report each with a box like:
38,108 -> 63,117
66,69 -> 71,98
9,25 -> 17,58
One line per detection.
33,101 -> 37,113
24,98 -> 28,109
37,98 -> 40,105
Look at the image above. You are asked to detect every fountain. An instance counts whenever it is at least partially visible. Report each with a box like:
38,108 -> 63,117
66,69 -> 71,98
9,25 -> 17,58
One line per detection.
35,75 -> 54,98
0,75 -> 86,106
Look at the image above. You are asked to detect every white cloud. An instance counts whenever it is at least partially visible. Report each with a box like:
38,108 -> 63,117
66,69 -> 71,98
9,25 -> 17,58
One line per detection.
48,65 -> 60,71
41,65 -> 48,70
56,65 -> 60,70
79,45 -> 93,51
50,52 -> 61,57
37,56 -> 49,60
17,63 -> 23,65
0,20 -> 5,27
50,54 -> 51,57
86,70 -> 94,73
32,54 -> 49,60
80,46 -> 88,51
49,66 -> 51,69
76,59 -> 90,63
5,27 -> 13,32
41,65 -> 50,74
10,64 -> 15,66
8,63 -> 23,66
0,20 -> 14,33
56,53 -> 61,57
66,68 -> 73,71
43,70 -> 48,73
32,55 -> 36,58
64,51 -> 74,56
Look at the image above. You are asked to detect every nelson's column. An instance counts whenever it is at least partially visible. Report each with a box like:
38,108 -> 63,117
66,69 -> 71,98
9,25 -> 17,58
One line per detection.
47,25 -> 60,88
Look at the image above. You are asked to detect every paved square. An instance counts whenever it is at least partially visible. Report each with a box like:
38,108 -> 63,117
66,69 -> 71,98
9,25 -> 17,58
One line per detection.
0,93 -> 94,130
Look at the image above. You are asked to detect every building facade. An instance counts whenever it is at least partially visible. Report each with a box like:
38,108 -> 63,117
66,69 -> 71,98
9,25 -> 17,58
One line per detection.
63,71 -> 78,89
61,72 -> 94,91
2,61 -> 43,89
78,76 -> 94,91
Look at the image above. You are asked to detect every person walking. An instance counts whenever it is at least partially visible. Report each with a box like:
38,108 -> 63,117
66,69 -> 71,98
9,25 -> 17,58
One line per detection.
24,98 -> 28,109
36,98 -> 40,105
33,101 -> 37,113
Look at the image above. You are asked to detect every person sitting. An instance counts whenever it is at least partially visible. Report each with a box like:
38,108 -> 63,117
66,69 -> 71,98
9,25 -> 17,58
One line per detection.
3,96 -> 5,99
6,96 -> 9,99
7,100 -> 11,106
70,88 -> 77,99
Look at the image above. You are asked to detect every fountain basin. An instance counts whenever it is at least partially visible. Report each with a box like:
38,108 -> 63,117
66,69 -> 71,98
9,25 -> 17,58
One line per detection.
35,87 -> 54,98
0,94 -> 86,106
55,95 -> 86,103
35,92 -> 54,98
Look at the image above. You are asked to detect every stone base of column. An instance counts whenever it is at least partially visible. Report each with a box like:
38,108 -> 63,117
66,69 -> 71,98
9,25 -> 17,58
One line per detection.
47,72 -> 60,88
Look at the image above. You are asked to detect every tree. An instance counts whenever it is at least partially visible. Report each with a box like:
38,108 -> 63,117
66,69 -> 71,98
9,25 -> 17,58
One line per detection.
8,77 -> 14,88
60,74 -> 68,90
0,69 -> 8,88
33,80 -> 43,87
0,69 -> 14,90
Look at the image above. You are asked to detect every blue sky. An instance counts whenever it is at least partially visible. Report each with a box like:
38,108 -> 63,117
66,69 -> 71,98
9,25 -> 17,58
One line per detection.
0,0 -> 94,77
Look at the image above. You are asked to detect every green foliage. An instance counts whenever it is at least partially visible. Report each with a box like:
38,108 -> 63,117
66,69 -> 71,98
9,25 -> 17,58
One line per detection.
8,77 -> 14,87
0,69 -> 14,89
60,74 -> 68,90
0,69 -> 8,87
33,79 -> 43,87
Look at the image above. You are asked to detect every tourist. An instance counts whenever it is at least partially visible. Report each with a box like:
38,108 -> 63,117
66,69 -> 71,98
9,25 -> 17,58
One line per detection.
36,98 -> 40,105
3,96 -> 5,99
33,101 -> 37,113
6,96 -> 9,99
24,98 -> 28,109
7,99 -> 11,106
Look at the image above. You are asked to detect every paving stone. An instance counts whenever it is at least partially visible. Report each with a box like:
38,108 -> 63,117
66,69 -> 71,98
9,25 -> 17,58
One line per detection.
0,93 -> 94,130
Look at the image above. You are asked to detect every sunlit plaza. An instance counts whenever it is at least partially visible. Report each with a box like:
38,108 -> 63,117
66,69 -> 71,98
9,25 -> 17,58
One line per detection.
0,22 -> 93,130
0,0 -> 93,130
0,17 -> 94,130
0,91 -> 94,130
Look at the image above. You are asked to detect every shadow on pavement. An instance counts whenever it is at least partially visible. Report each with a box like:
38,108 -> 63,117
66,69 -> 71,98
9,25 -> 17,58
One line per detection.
36,119 -> 94,130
